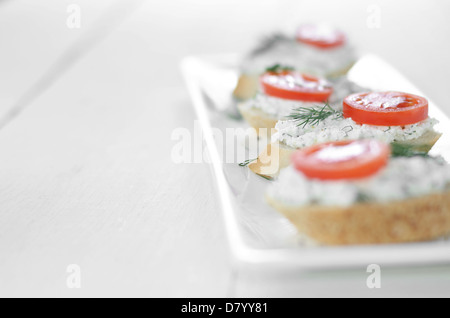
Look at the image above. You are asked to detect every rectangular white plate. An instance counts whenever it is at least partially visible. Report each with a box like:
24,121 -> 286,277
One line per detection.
181,54 -> 450,272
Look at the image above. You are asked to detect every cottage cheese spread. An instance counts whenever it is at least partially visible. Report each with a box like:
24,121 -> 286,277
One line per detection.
268,157 -> 450,207
273,114 -> 438,149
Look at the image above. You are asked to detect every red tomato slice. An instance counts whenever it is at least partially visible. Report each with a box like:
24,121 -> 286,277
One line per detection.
292,140 -> 390,181
343,91 -> 428,126
296,24 -> 346,49
260,71 -> 333,102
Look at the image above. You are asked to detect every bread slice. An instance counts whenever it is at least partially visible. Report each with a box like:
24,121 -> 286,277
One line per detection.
248,142 -> 295,179
237,103 -> 278,138
249,130 -> 442,179
391,130 -> 443,156
233,74 -> 259,101
266,190 -> 450,245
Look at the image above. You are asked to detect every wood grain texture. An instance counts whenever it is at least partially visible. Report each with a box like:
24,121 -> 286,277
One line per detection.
0,0 -> 450,297
0,6 -> 230,297
0,0 -> 141,128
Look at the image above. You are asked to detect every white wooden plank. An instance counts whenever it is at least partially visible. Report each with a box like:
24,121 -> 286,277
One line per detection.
0,79 -> 231,297
0,8 -> 231,296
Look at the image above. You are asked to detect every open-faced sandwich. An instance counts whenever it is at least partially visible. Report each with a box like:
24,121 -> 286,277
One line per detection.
266,139 -> 450,245
233,24 -> 356,100
249,91 -> 442,178
237,66 -> 363,137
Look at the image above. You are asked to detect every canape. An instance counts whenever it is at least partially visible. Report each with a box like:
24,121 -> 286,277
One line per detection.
266,140 -> 450,245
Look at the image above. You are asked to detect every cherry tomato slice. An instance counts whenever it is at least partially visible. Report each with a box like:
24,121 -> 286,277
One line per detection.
343,91 -> 428,126
260,71 -> 333,102
292,140 -> 390,180
296,24 -> 346,49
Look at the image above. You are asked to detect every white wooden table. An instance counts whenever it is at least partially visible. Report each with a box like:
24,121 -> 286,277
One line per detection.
0,0 -> 449,298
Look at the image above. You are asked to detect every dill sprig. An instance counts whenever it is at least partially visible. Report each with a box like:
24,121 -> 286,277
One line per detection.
287,103 -> 342,128
265,64 -> 294,73
238,158 -> 258,167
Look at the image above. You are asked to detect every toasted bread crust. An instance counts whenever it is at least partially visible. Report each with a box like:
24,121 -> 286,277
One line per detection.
248,142 -> 295,179
392,130 -> 443,155
237,103 -> 278,137
266,191 -> 450,245
233,74 -> 259,101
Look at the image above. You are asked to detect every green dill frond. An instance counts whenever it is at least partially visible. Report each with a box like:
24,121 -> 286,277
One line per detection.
238,158 -> 258,167
265,64 -> 295,73
287,103 -> 342,128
